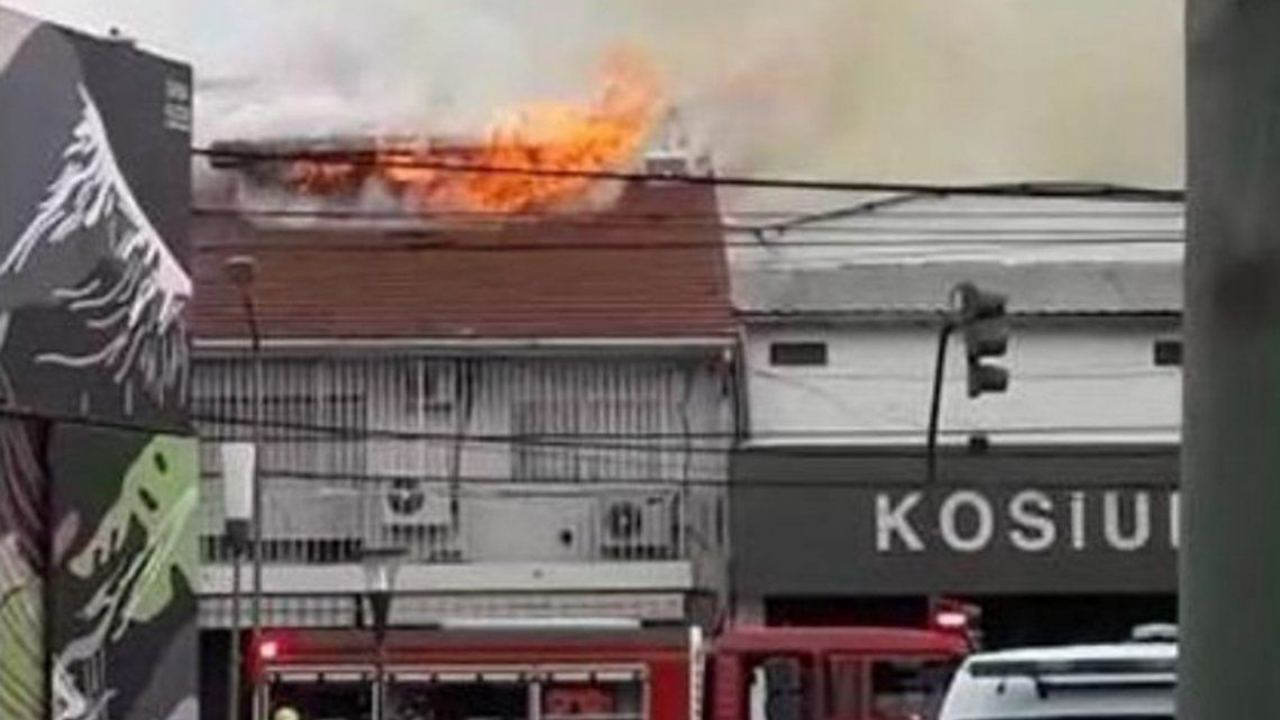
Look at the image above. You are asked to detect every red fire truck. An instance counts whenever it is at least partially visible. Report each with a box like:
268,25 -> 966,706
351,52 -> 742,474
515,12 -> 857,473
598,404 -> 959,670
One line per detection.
251,617 -> 971,720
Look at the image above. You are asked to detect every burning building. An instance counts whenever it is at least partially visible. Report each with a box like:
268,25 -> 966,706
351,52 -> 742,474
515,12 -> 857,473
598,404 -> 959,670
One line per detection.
208,44 -> 676,215
192,119 -> 734,720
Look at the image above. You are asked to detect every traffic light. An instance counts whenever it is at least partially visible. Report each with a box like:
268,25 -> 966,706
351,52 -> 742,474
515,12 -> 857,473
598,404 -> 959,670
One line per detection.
954,282 -> 1009,397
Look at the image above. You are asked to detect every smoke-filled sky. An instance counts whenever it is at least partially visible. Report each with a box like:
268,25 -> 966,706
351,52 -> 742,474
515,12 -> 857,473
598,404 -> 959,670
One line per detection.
6,0 -> 1183,185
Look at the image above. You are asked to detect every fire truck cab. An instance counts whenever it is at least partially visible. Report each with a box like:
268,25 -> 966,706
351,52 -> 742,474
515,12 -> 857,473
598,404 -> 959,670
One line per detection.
709,627 -> 971,720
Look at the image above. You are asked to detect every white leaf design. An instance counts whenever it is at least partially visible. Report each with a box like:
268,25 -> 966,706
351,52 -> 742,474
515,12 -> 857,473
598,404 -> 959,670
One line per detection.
1,84 -> 191,407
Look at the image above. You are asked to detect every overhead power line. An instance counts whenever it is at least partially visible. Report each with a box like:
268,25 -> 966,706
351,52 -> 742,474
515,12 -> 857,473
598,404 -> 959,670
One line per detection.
201,466 -> 1179,491
193,204 -> 1185,233
195,205 -> 1183,222
192,146 -> 1185,203
193,208 -> 1183,254
194,236 -> 1184,255
193,205 -> 1183,247
192,412 -> 1180,459
0,403 -> 193,437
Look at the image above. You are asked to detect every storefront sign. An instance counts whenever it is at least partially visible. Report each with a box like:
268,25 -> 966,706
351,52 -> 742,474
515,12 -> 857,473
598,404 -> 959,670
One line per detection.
731,446 -> 1179,596
874,488 -> 1178,554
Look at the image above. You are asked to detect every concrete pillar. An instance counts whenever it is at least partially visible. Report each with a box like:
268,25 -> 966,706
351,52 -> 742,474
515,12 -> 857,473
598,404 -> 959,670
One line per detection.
1182,0 -> 1280,716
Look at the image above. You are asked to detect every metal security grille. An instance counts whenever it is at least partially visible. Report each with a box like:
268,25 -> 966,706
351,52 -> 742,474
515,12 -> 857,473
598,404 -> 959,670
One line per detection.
193,353 -> 731,568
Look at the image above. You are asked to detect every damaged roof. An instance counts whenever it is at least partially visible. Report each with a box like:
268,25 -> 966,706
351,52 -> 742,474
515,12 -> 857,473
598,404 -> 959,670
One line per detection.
192,182 -> 734,341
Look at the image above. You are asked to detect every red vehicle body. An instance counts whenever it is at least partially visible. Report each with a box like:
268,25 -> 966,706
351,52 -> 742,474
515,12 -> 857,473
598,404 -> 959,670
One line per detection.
253,622 -> 969,720
709,626 -> 970,720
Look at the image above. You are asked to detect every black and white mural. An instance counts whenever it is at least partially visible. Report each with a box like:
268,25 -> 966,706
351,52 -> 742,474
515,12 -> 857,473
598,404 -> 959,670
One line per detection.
0,7 -> 192,426
0,9 -> 197,720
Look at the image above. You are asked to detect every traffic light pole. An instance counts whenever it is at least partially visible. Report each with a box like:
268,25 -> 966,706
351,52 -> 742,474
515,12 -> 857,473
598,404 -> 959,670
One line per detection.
1182,1 -> 1280,717
926,320 -> 957,486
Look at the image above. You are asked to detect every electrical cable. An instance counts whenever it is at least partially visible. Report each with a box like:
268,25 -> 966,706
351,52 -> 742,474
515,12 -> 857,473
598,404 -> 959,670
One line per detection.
0,403 -> 194,436
198,465 -> 1180,491
193,236 -> 1184,254
192,146 -> 1185,202
192,412 -> 1180,457
192,206 -> 1184,236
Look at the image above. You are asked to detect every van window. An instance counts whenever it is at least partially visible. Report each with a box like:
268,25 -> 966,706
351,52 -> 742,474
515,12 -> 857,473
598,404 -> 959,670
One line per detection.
869,660 -> 955,720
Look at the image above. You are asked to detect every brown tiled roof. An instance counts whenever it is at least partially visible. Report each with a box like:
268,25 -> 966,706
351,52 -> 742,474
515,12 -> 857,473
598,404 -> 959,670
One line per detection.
192,183 -> 733,340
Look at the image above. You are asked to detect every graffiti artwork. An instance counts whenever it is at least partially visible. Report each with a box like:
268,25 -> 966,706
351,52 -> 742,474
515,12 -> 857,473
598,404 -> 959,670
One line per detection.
1,8 -> 195,720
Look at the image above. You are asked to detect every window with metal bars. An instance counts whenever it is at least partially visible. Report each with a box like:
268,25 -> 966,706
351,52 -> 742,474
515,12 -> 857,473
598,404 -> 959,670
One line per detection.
510,398 -> 664,482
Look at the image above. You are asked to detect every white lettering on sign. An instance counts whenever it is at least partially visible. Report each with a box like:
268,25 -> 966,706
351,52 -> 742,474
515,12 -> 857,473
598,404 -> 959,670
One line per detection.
1071,491 -> 1086,550
1103,491 -> 1151,551
871,489 -> 1176,554
876,492 -> 924,552
1169,491 -> 1180,550
939,491 -> 994,553
1008,490 -> 1056,552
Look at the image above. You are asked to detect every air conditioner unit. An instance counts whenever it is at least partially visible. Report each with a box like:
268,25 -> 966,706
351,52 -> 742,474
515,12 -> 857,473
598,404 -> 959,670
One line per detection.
381,479 -> 451,527
598,493 -> 678,560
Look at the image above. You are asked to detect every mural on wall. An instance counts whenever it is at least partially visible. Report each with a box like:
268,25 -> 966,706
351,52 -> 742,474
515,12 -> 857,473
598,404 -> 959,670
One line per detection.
0,419 -> 47,720
0,7 -> 192,426
49,427 -> 198,720
1,8 -> 196,720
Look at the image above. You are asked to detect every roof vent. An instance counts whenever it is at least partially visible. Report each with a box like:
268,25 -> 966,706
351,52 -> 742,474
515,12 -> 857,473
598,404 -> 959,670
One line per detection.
1131,623 -> 1178,643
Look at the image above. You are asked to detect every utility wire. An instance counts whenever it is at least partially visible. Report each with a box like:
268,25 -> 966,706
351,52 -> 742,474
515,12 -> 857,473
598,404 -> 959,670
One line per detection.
193,236 -> 1184,254
193,206 -> 1184,234
192,210 -> 1182,252
200,465 -> 1179,491
193,206 -> 1183,247
192,412 -> 1179,458
193,207 -> 1184,233
0,403 -> 194,436
193,146 -> 1185,203
195,205 -> 1183,222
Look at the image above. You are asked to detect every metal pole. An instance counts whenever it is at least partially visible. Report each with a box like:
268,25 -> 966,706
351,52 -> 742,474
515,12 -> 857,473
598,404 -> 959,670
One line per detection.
375,631 -> 386,720
1182,1 -> 1280,717
229,550 -> 242,720
371,592 -> 390,720
926,321 -> 955,485
243,294 -> 264,720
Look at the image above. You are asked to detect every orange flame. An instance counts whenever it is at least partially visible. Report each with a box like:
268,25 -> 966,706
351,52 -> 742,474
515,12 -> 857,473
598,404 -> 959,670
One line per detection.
289,47 -> 662,213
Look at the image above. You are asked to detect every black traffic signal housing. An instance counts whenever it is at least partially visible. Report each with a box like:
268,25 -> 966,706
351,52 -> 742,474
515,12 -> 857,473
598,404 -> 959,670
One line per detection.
955,282 -> 1010,397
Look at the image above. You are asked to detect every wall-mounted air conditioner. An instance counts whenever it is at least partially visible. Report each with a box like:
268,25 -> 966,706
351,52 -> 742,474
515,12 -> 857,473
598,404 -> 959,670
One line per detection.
598,492 -> 679,560
381,479 -> 451,527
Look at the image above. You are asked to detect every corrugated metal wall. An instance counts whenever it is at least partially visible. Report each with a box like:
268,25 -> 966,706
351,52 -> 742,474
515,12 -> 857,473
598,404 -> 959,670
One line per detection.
193,353 -> 731,575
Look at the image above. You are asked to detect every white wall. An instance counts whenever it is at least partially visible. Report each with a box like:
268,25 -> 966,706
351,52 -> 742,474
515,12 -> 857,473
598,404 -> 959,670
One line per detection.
745,317 -> 1181,446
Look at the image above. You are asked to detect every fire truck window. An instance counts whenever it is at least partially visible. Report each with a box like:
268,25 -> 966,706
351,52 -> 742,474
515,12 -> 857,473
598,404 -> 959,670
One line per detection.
868,660 -> 955,720
756,657 -> 805,720
269,677 -> 373,720
542,680 -> 644,720
825,658 -> 861,719
389,680 -> 528,720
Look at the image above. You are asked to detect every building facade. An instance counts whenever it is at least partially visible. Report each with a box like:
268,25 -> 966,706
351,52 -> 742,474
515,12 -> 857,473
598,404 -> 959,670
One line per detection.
191,155 -> 737,717
729,195 -> 1183,647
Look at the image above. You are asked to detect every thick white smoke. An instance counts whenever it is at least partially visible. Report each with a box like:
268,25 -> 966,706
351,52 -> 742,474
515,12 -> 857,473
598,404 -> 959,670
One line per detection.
194,0 -> 1184,187
9,0 -> 1184,184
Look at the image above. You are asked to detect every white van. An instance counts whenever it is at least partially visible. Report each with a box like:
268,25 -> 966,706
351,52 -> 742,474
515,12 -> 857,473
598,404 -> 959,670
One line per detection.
937,627 -> 1176,720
